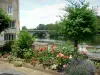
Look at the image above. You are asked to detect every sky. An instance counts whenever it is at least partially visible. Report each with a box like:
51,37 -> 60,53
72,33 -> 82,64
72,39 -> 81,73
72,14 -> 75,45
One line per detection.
19,0 -> 100,29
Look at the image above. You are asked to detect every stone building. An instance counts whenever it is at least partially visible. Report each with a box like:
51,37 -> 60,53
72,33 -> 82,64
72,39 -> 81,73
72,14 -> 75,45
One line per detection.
0,0 -> 20,46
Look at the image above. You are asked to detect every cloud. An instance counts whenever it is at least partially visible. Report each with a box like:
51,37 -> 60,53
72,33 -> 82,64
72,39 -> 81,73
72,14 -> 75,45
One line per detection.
20,0 -> 100,29
20,3 -> 66,29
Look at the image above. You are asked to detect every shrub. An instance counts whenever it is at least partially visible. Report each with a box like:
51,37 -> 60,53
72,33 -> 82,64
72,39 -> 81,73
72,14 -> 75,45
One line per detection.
31,42 -> 74,69
17,30 -> 35,49
11,30 -> 35,59
23,49 -> 34,59
61,41 -> 74,56
8,55 -> 17,63
66,64 -> 90,75
53,42 -> 74,68
65,59 -> 95,75
2,41 -> 14,54
37,50 -> 53,64
13,61 -> 23,67
12,48 -> 34,59
94,61 -> 100,69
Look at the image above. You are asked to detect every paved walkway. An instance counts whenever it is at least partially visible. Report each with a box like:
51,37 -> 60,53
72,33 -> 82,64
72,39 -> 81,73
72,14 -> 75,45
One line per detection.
87,52 -> 100,60
0,61 -> 53,75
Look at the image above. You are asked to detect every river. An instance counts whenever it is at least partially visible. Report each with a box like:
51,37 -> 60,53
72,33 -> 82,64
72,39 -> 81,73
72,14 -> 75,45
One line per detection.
35,39 -> 66,45
35,39 -> 100,49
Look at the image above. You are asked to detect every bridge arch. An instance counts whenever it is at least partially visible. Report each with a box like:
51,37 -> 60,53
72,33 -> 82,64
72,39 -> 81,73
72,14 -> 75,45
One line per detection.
27,29 -> 50,39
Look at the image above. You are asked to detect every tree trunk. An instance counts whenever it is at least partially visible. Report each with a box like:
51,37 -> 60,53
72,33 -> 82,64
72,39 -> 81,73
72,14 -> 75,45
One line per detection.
74,40 -> 78,50
73,40 -> 78,59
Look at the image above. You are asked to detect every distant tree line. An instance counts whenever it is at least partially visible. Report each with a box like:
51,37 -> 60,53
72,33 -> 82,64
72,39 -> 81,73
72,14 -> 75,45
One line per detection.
33,23 -> 65,39
22,16 -> 100,40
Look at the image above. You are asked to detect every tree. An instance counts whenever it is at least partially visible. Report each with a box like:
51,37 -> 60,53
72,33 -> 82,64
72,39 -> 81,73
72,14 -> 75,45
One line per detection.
96,16 -> 100,33
0,8 -> 11,33
36,24 -> 46,30
60,0 -> 98,49
22,26 -> 27,30
46,23 -> 57,39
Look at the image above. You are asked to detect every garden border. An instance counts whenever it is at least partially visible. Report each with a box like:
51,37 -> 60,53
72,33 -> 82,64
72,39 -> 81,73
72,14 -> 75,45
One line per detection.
0,58 -> 59,75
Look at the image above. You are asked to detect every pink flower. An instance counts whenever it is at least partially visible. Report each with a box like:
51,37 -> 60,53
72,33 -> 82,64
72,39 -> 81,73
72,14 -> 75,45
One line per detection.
56,54 -> 60,58
82,51 -> 86,54
63,64 -> 67,68
56,53 -> 64,58
59,53 -> 64,57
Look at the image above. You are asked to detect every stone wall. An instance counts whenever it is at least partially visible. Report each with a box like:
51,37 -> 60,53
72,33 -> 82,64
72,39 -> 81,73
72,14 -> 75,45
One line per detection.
32,42 -> 48,50
0,0 -> 20,43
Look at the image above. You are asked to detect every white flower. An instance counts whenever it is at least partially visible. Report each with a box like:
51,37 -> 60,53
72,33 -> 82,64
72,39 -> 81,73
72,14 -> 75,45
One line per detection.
62,47 -> 66,49
51,64 -> 58,70
69,55 -> 72,59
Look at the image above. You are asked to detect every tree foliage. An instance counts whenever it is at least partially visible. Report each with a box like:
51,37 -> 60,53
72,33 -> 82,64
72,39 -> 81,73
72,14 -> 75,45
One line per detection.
22,26 -> 27,30
0,8 -> 11,33
60,0 -> 98,47
36,24 -> 47,30
96,16 -> 100,33
34,23 -> 59,39
11,30 -> 35,58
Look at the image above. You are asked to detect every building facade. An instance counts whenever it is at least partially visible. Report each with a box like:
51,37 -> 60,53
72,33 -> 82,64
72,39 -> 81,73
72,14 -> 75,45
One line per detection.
0,0 -> 20,46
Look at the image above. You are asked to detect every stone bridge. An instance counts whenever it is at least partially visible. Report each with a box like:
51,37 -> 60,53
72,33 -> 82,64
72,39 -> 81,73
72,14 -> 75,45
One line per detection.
27,29 -> 50,39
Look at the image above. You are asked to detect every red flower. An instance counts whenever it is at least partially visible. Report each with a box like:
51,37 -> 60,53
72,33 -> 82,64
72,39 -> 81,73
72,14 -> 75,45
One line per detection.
82,51 -> 86,54
40,47 -> 44,51
64,56 -> 69,59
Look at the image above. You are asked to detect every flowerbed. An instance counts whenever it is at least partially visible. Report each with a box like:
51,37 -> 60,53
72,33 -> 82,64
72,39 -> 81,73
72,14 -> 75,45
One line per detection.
1,41 -> 96,75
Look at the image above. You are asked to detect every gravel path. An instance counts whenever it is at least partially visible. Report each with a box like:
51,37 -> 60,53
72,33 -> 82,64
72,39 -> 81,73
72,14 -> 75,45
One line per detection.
0,61 -> 53,75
